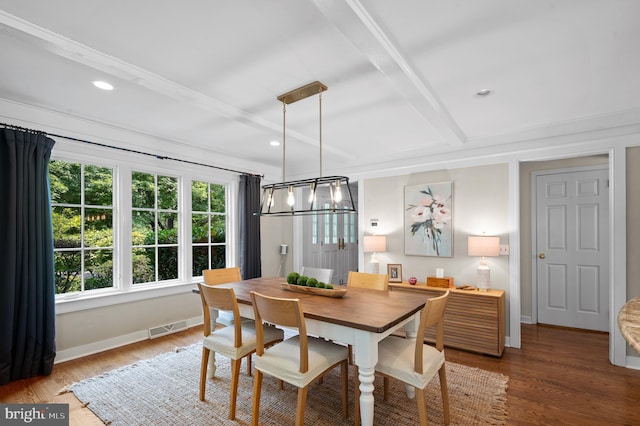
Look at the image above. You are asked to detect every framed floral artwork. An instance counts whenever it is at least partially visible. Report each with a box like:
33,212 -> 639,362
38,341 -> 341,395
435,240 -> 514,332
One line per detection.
387,264 -> 402,283
404,181 -> 453,257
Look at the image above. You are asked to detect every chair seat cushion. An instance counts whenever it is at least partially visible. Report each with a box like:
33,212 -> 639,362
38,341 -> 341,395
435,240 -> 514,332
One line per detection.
376,335 -> 444,389
255,335 -> 348,388
203,322 -> 284,360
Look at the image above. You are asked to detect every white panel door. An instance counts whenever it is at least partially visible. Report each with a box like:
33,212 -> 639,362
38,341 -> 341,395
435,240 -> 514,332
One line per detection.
303,185 -> 358,285
535,168 -> 609,331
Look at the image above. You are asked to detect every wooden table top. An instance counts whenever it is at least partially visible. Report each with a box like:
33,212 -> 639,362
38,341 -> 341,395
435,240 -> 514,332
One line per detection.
206,276 -> 427,333
618,297 -> 640,355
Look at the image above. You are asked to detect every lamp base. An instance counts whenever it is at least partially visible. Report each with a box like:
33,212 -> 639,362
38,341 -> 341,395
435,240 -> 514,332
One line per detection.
477,265 -> 490,292
369,261 -> 380,274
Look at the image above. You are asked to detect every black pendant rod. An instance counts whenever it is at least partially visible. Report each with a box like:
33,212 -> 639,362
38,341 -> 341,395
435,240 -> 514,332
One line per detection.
1,121 -> 262,178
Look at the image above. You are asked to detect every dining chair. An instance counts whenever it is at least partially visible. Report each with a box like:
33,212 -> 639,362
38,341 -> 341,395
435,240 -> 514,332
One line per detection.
202,266 -> 256,374
197,283 -> 284,420
250,291 -> 350,426
301,266 -> 333,284
203,266 -> 242,285
375,291 -> 451,426
347,271 -> 388,291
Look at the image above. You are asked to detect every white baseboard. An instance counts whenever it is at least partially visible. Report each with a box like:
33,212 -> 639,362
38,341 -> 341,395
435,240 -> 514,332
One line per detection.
625,354 -> 640,370
55,316 -> 203,364
520,316 -> 534,324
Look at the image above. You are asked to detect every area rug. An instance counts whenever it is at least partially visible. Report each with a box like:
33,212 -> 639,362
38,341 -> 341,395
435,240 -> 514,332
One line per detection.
61,342 -> 508,425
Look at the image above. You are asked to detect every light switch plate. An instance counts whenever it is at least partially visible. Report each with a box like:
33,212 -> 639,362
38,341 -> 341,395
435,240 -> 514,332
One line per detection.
499,244 -> 510,255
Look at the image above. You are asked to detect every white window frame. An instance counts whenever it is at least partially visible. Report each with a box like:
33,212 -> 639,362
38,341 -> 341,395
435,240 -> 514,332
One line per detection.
51,161 -> 116,295
130,171 -> 181,285
52,142 -> 238,314
190,179 -> 229,276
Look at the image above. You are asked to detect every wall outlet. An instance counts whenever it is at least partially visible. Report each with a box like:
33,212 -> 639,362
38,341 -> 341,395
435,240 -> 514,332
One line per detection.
499,244 -> 510,255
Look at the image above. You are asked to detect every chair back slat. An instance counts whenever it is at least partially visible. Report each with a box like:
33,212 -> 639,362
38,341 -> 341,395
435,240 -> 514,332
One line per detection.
203,267 -> 242,285
414,291 -> 449,374
347,271 -> 388,290
301,266 -> 333,283
251,291 -> 309,373
198,283 -> 243,347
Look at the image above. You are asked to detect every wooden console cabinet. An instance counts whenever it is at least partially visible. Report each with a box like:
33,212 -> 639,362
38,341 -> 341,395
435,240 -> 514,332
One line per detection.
390,282 -> 505,357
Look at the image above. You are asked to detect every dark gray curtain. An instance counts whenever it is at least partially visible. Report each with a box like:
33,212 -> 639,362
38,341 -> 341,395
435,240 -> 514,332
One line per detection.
238,174 -> 261,279
0,128 -> 56,385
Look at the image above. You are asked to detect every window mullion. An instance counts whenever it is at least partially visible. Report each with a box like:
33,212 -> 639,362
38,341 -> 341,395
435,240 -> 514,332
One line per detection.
181,175 -> 192,282
119,164 -> 133,291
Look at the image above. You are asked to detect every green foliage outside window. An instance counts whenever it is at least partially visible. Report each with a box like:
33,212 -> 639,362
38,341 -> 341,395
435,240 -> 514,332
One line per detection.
50,161 -> 114,294
50,161 -> 228,294
191,181 -> 226,276
132,171 -> 179,284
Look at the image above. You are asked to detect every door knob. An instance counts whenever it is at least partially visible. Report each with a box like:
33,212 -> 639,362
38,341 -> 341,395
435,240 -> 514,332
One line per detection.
538,253 -> 546,259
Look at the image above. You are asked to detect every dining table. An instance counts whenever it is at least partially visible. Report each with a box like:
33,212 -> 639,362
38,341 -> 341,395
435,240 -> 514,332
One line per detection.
195,276 -> 427,426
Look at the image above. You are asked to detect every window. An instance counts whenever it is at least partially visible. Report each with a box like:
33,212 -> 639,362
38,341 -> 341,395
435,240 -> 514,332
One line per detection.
131,171 -> 179,284
50,161 -> 114,294
191,180 -> 227,276
50,154 -> 232,309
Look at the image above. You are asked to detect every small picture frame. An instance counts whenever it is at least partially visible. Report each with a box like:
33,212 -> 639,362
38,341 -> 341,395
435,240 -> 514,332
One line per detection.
387,264 -> 402,283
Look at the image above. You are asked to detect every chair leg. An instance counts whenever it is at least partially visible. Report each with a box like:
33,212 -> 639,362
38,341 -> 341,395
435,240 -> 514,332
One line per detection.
415,386 -> 428,426
229,358 -> 241,420
295,386 -> 309,426
383,376 -> 389,400
341,360 -> 348,418
246,354 -> 252,376
438,365 -> 450,425
199,347 -> 210,401
251,370 -> 263,426
354,365 -> 360,426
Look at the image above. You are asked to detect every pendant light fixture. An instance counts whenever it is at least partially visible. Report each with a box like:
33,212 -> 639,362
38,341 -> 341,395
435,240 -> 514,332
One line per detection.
257,81 -> 356,216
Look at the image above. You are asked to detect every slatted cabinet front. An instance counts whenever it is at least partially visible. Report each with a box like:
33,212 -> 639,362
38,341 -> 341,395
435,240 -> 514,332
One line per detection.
390,283 -> 505,357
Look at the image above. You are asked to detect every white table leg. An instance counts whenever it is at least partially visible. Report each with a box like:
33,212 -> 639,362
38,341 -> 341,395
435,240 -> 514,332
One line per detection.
207,307 -> 219,379
353,333 -> 377,426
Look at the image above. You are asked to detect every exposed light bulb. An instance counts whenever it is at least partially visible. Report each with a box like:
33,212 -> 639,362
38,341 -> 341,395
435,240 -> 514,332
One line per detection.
334,180 -> 342,202
308,182 -> 316,203
267,188 -> 275,207
287,185 -> 295,206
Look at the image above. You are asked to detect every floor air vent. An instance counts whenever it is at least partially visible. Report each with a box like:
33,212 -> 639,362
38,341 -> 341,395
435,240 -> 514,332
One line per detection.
148,320 -> 188,339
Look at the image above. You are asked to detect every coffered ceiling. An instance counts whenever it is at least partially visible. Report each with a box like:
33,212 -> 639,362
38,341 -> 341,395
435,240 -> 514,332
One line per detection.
1,1 -> 639,179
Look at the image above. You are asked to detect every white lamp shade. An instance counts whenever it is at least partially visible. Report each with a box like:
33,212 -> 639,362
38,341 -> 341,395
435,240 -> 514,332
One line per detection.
363,235 -> 386,253
467,236 -> 500,257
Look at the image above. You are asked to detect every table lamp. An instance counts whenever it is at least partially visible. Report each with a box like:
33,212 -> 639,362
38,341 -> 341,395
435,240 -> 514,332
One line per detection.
363,235 -> 386,274
468,235 -> 500,291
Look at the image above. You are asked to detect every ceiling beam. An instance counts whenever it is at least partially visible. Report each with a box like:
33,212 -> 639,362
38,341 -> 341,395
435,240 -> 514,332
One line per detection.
310,0 -> 466,146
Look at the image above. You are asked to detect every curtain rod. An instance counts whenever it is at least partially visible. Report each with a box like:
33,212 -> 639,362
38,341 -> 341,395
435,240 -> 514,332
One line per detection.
1,122 -> 263,178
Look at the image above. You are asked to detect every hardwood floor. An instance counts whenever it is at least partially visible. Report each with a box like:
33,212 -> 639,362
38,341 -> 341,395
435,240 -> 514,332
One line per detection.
445,324 -> 640,426
1,324 -> 639,425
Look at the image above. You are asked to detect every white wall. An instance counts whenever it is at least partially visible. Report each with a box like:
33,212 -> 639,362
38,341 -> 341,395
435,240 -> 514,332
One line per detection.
260,215 -> 294,278
361,164 -> 511,337
56,293 -> 202,362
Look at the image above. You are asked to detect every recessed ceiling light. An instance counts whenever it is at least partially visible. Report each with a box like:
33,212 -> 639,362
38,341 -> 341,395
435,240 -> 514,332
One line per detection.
476,89 -> 492,96
270,140 -> 280,147
92,80 -> 114,91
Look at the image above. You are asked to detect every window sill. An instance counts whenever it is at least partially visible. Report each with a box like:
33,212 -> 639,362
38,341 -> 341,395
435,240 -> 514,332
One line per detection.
55,281 -> 200,314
